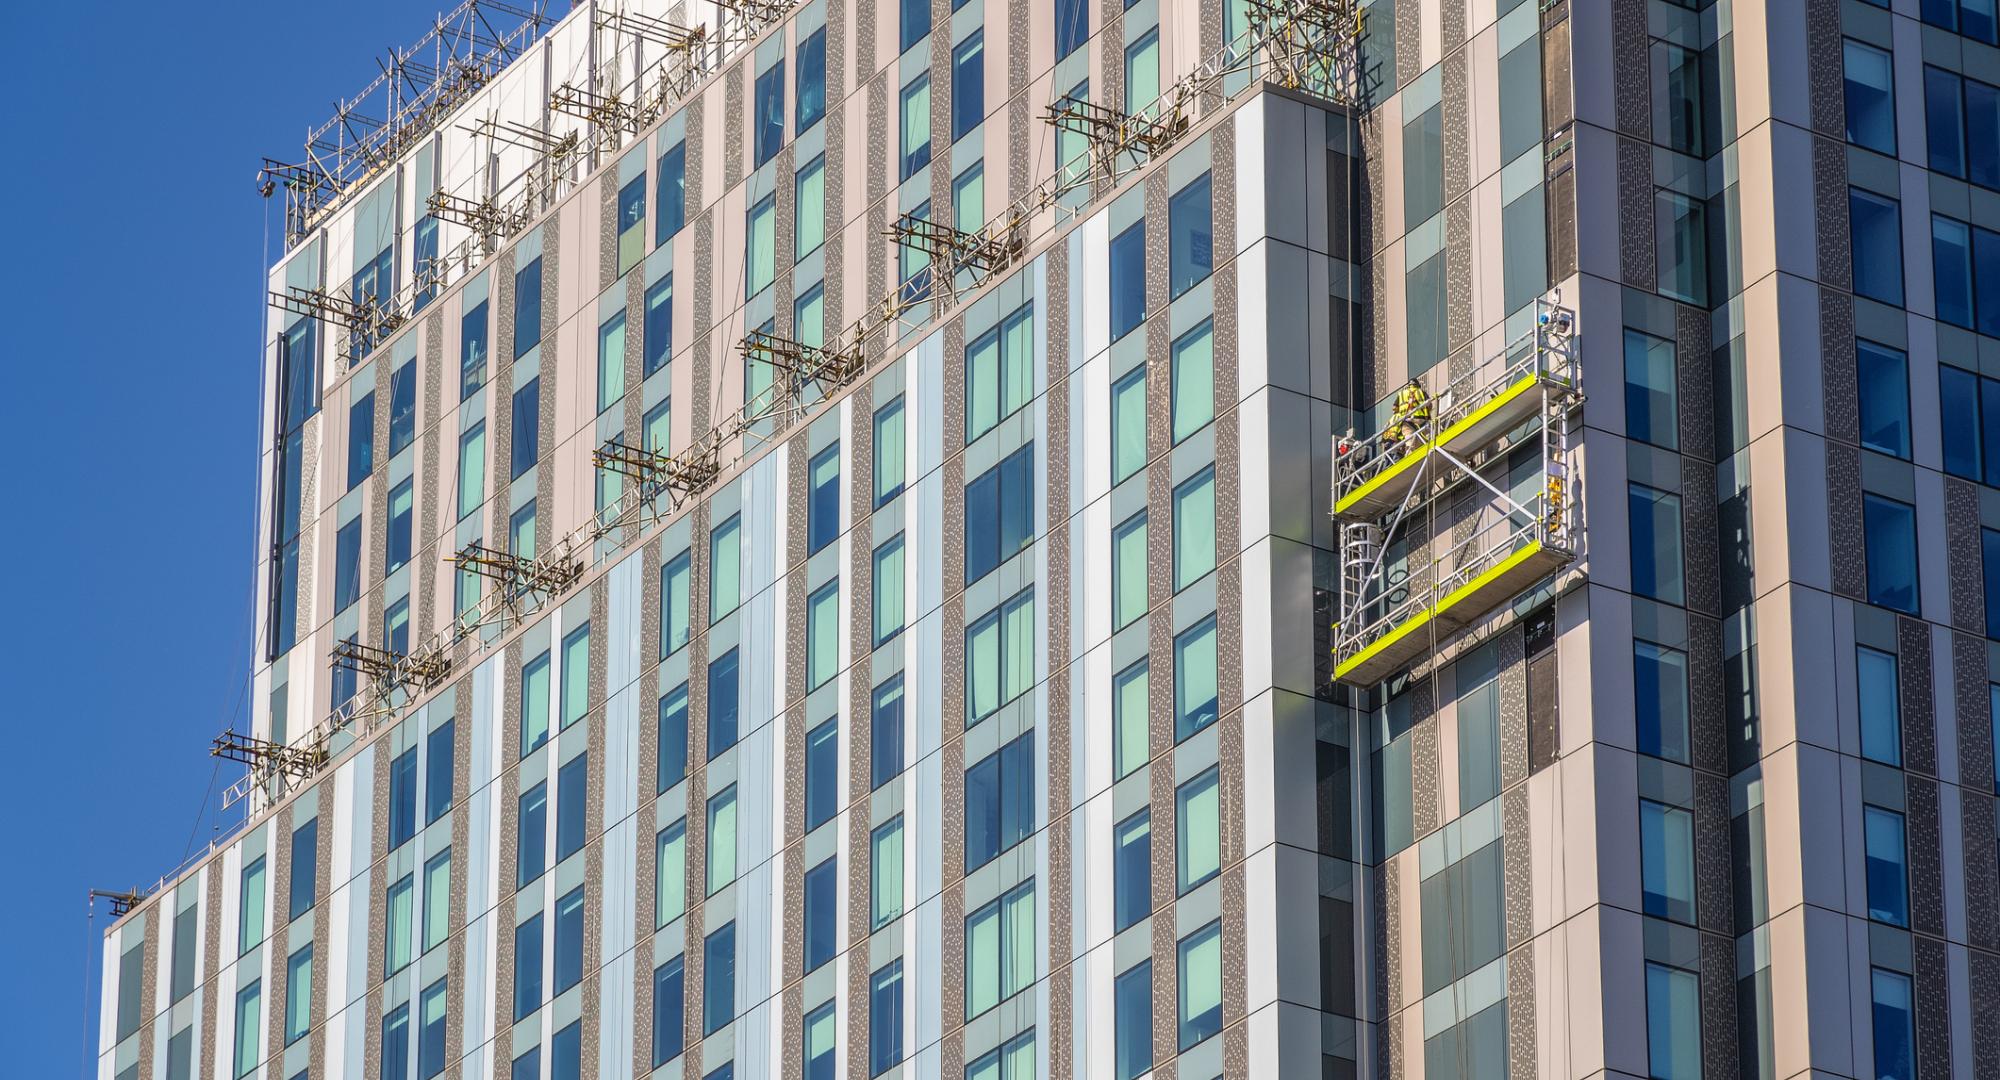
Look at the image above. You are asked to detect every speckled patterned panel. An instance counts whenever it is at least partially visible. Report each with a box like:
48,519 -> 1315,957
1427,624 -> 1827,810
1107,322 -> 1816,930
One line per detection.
1224,1022 -> 1248,1080
1218,671 -> 1245,867
782,841 -> 805,986
1686,614 -> 1727,774
535,214 -> 561,538
1825,443 -> 1865,599
939,793 -> 965,1030
1813,137 -> 1852,291
1971,951 -> 2000,1078
295,412 -> 321,644
1674,305 -> 1714,463
724,63 -> 744,192
600,172 -> 618,292
309,782 -> 333,1077
1898,617 -> 1937,778
1906,774 -> 1946,938
1682,458 -> 1720,616
1498,626 -> 1528,787
1805,0 -> 1845,137
1361,113 -> 1386,258
855,0 -> 874,80
1962,792 -> 2000,953
1820,289 -> 1857,447
1612,0 -> 1650,137
1445,201 -> 1472,356
1915,935 -> 1953,1080
1151,721 -> 1179,904
1698,932 -> 1737,1080
1947,479 -> 1986,635
1506,940 -> 1535,1078
581,828 -> 605,1078
1411,716 -> 1440,839
1616,137 -> 1654,288
1694,773 -> 1733,936
1394,0 -> 1419,90
133,900 -> 159,1080
1442,54 -> 1469,206
368,357 -> 393,648
363,985 -> 384,1080
489,244 -> 519,536
631,933 -> 655,1080
1378,861 -> 1399,1018
266,808 -> 293,1055
367,739 -> 392,1033
1957,632 -> 1995,797
202,859 -> 223,1078
420,313 -> 445,637
1501,787 -> 1532,948
1150,899 -> 1180,1072
692,215 -> 715,439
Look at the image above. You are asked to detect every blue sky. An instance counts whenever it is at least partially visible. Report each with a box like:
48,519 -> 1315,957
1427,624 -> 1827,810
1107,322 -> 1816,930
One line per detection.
0,1 -> 481,1069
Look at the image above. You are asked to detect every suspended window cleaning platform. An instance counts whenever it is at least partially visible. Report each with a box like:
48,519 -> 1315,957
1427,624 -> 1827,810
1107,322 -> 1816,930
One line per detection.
1331,295 -> 1582,687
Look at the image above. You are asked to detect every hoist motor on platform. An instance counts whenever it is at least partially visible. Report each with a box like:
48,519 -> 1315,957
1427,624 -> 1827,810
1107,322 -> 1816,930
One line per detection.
1330,294 -> 1582,687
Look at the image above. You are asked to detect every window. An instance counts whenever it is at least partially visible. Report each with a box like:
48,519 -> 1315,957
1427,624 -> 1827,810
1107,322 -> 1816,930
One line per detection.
901,0 -> 931,49
1939,363 -> 2000,482
804,858 -> 837,972
1644,962 -> 1701,1080
1170,173 -> 1214,298
1986,528 -> 2000,639
639,280 -> 672,383
1864,804 -> 1909,926
1656,190 -> 1708,306
871,815 -> 905,928
796,156 -> 826,260
455,422 -> 487,520
874,396 -> 906,506
557,752 -> 588,861
1110,221 -> 1146,340
703,922 -> 736,1034
1858,645 -> 1902,766
964,879 -> 1034,1018
383,1004 -> 410,1080
1845,40 -> 1897,154
869,961 -> 904,1075
518,781 -> 548,888
710,515 -> 741,621
747,194 -> 776,298
389,362 -> 416,456
964,444 -> 1035,583
954,162 -> 984,238
289,818 -> 317,918
414,215 -> 440,311
658,683 -> 690,792
657,142 -> 687,244
1174,467 -> 1216,589
594,311 -> 627,415
513,914 -> 543,1020
514,257 -> 543,357
511,377 -> 540,478
334,519 -> 361,612
952,32 -> 984,139
708,648 -> 740,757
285,945 -> 312,1044
872,676 -> 905,788
805,444 -> 841,554
1056,0 -> 1087,56
171,905 -> 198,1004
1177,766 -> 1221,893
511,1048 -> 540,1080
1404,100 -> 1443,228
1639,800 -> 1696,924
511,502 -> 537,559
239,856 -> 266,954
1864,494 -> 1920,614
1926,66 -> 2000,186
652,954 -> 685,1067
1635,640 -> 1691,764
461,301 -> 489,399
965,729 -> 1035,871
349,391 -> 375,489
389,746 -> 417,848
115,938 -> 144,1041
1175,615 -> 1219,740
707,785 -> 739,894
1628,483 -> 1686,604
657,818 -> 687,928
1178,922 -> 1222,1050
385,873 -> 413,976
900,201 -> 934,307
806,718 -> 838,830
1850,188 -> 1905,306
1057,81 -> 1090,185
617,173 -> 647,277
387,479 -> 413,574
1925,0 -> 2000,43
966,1032 -> 1036,1080
965,301 -> 1034,440
966,589 -> 1035,724
423,849 -> 450,951
1652,41 -> 1708,156
755,59 -> 785,166
1114,659 -> 1149,779
522,651 -> 551,755
1115,959 -> 1153,1080
418,979 -> 447,1079
901,74 -> 932,179
554,886 -> 584,993
1114,808 -> 1152,931
1408,248 -> 1448,373
796,283 -> 824,350
1872,968 -> 1916,1080
233,981 -> 261,1077
1125,28 -> 1159,114
424,722 -> 454,825
1172,320 -> 1214,443
1623,329 -> 1676,450
804,1001 -> 836,1080
1111,364 -> 1147,484
1854,340 -> 1911,459
873,536 -> 905,646
797,28 -> 826,131
1934,216 -> 2000,336
660,550 -> 691,658
1113,511 -> 1148,630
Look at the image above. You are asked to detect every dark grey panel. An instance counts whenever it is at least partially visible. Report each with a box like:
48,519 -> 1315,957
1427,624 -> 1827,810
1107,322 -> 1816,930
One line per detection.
1826,442 -> 1865,599
1899,618 -> 1937,778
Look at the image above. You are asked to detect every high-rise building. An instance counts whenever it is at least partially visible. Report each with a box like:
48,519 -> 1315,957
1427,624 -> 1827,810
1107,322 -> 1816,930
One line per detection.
96,0 -> 2000,1079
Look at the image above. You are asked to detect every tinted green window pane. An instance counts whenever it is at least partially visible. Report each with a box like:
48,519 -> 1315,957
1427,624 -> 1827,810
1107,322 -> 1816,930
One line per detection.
1178,923 -> 1222,1049
663,553 -> 691,655
561,625 -> 590,729
1114,661 -> 1150,778
796,286 -> 824,350
657,821 -> 686,927
234,983 -> 262,1077
522,653 -> 551,754
871,817 -> 904,929
385,875 -> 413,975
239,858 -> 266,954
808,583 -> 839,690
707,787 -> 738,894
1174,468 -> 1216,589
285,948 -> 312,1044
1175,617 -> 1219,739
1125,30 -> 1159,115
458,424 -> 486,519
423,852 -> 451,952
711,517 -> 741,622
874,538 -> 906,644
966,904 -> 999,1017
1002,305 -> 1034,419
598,312 -> 627,413
797,159 -> 825,259
1177,768 -> 1220,892
967,330 -> 1000,438
875,398 -> 906,505
967,614 -> 1000,720
1112,367 -> 1147,483
1114,513 -> 1148,629
1172,321 -> 1213,442
748,196 -> 776,297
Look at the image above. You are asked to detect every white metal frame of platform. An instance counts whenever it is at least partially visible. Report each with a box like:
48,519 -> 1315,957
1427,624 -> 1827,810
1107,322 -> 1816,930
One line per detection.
1330,294 -> 1582,687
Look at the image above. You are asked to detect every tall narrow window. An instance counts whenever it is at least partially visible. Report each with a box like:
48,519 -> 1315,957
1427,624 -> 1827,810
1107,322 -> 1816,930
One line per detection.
387,480 -> 413,574
964,729 -> 1036,870
809,444 -> 840,552
804,1001 -> 836,1080
1644,962 -> 1702,1080
1872,968 -> 1916,1080
518,782 -> 548,888
871,815 -> 905,929
1985,528 -> 2000,638
239,856 -> 266,954
662,550 -> 691,656
389,746 -> 417,848
1111,364 -> 1147,484
554,887 -> 584,993
457,422 -> 486,520
385,874 -> 413,975
796,156 -> 826,260
872,676 -> 906,788
644,276 -> 673,378
514,257 -> 543,358
798,28 -> 826,132
869,961 -> 904,1074
966,589 -> 1036,725
513,914 -> 543,1020
1845,40 -> 1898,155
806,719 -> 838,831
707,785 -> 739,894
1177,766 -> 1221,893
708,648 -> 740,757
349,391 -> 376,489
1115,960 -> 1153,1080
1175,615 -> 1219,740
1635,640 -> 1691,764
418,979 -> 447,1079
703,922 -> 736,1035
1113,511 -> 1148,630
965,302 -> 1034,440
710,515 -> 741,622
796,284 -> 824,349
1863,493 -> 1920,614
1169,173 -> 1214,298
234,982 -> 262,1078
804,858 -> 838,971
1639,800 -> 1696,924
1172,320 -> 1214,443
598,311 -> 627,414
1858,645 -> 1902,766
1114,659 -> 1149,779
389,362 -> 416,456
964,880 -> 1035,1018
901,74 -> 932,180
289,818 -> 318,919
1864,804 -> 1909,926
556,752 -> 588,861
1628,483 -> 1686,604
1936,215 -> 1975,330
964,444 -> 1035,584
901,0 -> 931,50
521,651 -> 551,755
1653,40 -> 1709,156
1174,467 -> 1217,589
561,624 -> 590,730
1125,28 -> 1159,115
874,396 -> 906,506
285,945 -> 312,1044
1110,221 -> 1146,340
1178,922 -> 1223,1050
1114,808 -> 1152,931
511,377 -> 540,478
1405,102 -> 1443,226
423,849 -> 451,951
1850,188 -> 1905,306
754,59 -> 786,166
953,33 -> 984,139
874,536 -> 906,645
1656,190 -> 1708,306
1623,329 -> 1677,450
657,142 -> 687,244
747,194 -> 776,298
1056,0 -> 1087,57
335,519 -> 362,612
657,817 -> 687,928
652,954 -> 685,1067
382,1002 -> 409,1080
658,683 -> 690,792
618,174 -> 646,277
461,301 -> 489,399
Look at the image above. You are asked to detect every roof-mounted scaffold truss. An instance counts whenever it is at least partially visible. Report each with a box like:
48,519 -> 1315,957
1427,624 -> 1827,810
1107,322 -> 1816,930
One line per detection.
1331,294 -> 1582,687
269,284 -> 407,363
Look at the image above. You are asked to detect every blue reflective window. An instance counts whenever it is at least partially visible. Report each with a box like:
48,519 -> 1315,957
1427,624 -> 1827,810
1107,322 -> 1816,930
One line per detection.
387,479 -> 413,573
964,442 -> 1034,584
289,818 -> 318,919
1864,493 -> 1920,614
382,1002 -> 410,1080
1850,188 -> 1904,306
517,782 -> 547,888
513,913 -> 543,1020
708,648 -> 740,758
703,922 -> 736,1034
1115,960 -> 1154,1080
1110,220 -> 1146,340
1985,528 -> 2000,638
1635,640 -> 1691,764
511,1048 -> 539,1080
1941,365 -> 1982,480
964,728 -> 1035,872
1858,645 -> 1902,766
554,887 -> 584,993
1927,66 -> 1968,179
514,257 -> 543,358
1056,0 -> 1087,57
869,960 -> 904,1074
872,675 -> 905,788
953,33 -> 984,140
335,519 -> 362,612
388,361 -> 416,457
1169,173 -> 1214,299
1864,804 -> 1909,926
388,746 -> 417,849
557,752 -> 588,862
1857,340 -> 1910,459
755,60 -> 786,166
658,682 -> 689,793
804,858 -> 837,972
657,142 -> 687,244
551,1021 -> 581,1080
652,954 -> 685,1067
806,718 -> 838,831
798,29 -> 826,131
414,216 -> 440,312
809,443 -> 840,552
644,276 -> 673,378
1844,40 -> 1897,155
1113,808 -> 1151,931
900,75 -> 931,180
1872,968 -> 1915,1080
427,720 -> 454,823
901,0 -> 930,50
511,377 -> 540,479
348,391 -> 375,489
461,301 -> 489,399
